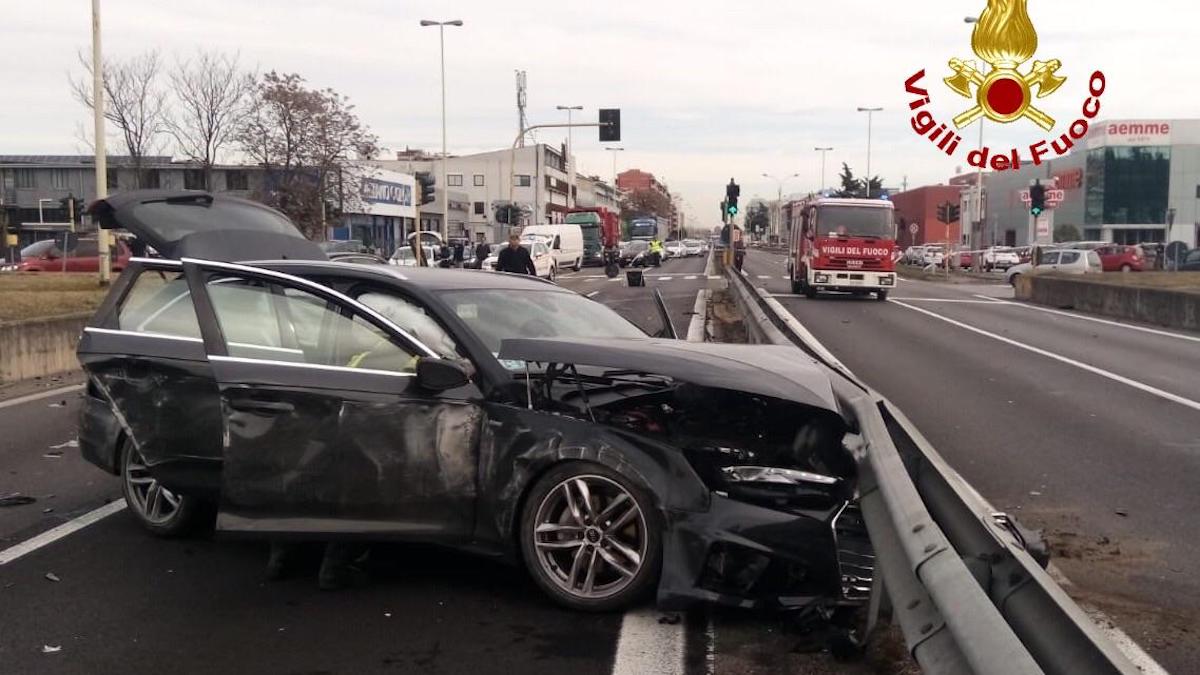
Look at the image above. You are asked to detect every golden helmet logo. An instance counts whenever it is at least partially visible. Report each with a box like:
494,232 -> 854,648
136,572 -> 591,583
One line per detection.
945,0 -> 1065,130
905,0 -> 1107,172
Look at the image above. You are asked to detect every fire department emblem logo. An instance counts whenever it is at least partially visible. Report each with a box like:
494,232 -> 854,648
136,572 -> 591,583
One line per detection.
943,0 -> 1066,130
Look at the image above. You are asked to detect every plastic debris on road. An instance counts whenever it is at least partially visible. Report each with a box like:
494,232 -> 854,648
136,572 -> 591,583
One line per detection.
42,645 -> 62,654
45,572 -> 61,583
0,494 -> 37,507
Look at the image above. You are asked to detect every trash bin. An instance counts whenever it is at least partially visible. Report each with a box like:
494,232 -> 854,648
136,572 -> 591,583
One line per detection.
626,269 -> 645,287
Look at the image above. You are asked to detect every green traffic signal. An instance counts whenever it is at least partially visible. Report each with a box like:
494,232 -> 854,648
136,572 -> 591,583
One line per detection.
727,205 -> 738,216
1030,206 -> 1044,216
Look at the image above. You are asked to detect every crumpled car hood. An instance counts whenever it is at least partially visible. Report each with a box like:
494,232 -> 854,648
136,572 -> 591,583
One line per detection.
498,337 -> 840,414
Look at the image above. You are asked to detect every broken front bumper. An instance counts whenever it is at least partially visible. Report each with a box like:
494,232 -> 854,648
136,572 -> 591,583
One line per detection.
656,493 -> 873,611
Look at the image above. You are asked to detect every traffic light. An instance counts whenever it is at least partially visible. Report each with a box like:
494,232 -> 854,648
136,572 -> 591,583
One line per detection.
415,172 -> 436,205
937,203 -> 949,223
949,204 -> 961,222
1029,180 -> 1045,216
599,108 -> 621,142
725,178 -> 739,216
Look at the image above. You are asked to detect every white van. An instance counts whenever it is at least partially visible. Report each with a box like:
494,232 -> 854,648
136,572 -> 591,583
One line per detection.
520,224 -> 584,271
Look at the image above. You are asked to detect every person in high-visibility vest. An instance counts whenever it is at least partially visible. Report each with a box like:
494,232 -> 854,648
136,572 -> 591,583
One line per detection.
648,238 -> 664,266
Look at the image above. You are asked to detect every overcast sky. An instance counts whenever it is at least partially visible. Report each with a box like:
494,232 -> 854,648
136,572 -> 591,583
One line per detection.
3,0 -> 1196,224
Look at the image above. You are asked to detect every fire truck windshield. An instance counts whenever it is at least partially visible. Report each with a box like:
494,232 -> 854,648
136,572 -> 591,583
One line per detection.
815,206 -> 894,239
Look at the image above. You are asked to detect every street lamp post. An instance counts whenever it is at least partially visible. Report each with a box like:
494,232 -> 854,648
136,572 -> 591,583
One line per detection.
762,173 -> 799,239
606,147 -> 624,209
813,147 -> 833,193
556,105 -> 583,209
421,19 -> 463,242
856,107 -> 882,198
92,0 -> 110,285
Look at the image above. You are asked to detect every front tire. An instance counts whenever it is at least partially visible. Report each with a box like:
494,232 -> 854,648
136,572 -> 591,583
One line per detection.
574,258 -> 583,272
119,437 -> 209,537
876,290 -> 889,301
548,264 -> 557,281
519,462 -> 662,612
1009,273 -> 1021,288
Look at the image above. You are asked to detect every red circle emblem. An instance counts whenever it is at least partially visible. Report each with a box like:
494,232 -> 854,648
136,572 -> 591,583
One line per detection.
986,77 -> 1024,116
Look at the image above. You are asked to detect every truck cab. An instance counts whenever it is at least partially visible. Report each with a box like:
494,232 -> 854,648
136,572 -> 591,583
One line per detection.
787,198 -> 897,301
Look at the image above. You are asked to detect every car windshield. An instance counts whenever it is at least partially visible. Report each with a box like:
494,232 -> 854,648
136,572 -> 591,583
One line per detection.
816,206 -> 893,238
20,239 -> 57,257
435,289 -> 646,362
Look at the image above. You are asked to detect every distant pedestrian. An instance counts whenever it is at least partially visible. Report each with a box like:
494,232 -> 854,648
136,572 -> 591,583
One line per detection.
474,239 -> 491,270
496,234 -> 537,275
453,241 -> 465,268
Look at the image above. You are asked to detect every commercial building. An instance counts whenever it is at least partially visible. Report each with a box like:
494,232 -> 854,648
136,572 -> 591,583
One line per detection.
328,166 -> 416,254
981,119 -> 1200,248
574,174 -> 621,212
374,143 -> 589,242
889,185 -> 964,249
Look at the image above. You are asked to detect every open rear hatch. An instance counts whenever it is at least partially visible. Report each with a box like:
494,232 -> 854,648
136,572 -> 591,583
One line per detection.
88,190 -> 325,262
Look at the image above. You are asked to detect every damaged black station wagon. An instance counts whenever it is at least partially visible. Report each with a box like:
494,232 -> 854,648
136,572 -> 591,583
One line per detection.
77,190 -> 872,612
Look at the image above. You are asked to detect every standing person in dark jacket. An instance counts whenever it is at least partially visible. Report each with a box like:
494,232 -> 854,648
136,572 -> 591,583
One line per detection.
452,241 -> 465,268
474,237 -> 491,270
496,234 -> 537,275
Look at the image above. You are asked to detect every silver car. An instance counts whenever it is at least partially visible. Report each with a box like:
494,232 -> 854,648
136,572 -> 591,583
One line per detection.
1006,248 -> 1103,286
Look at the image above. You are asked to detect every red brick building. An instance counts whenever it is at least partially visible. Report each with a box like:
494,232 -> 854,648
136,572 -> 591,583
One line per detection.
890,185 -> 964,249
616,169 -> 669,198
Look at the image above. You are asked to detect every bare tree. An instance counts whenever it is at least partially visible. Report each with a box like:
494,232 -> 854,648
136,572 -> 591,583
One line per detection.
71,50 -> 169,189
237,72 -> 379,238
165,51 -> 254,190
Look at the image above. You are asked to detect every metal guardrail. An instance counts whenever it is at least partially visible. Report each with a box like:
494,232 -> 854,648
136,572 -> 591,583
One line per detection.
722,267 -> 1141,675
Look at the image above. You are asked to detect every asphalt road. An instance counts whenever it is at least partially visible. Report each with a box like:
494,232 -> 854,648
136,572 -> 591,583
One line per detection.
742,249 -> 1200,673
1,254 -> 888,675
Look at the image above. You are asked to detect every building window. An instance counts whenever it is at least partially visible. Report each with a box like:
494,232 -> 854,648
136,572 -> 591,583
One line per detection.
473,174 -> 484,187
14,169 -> 35,189
473,201 -> 484,215
225,170 -> 248,191
1085,145 -> 1170,226
107,169 -> 119,191
448,174 -> 463,187
51,169 -> 70,189
140,170 -> 161,190
184,169 -> 206,190
514,174 -> 531,187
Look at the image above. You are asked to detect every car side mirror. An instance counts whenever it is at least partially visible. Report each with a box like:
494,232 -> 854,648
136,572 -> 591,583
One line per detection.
416,357 -> 472,392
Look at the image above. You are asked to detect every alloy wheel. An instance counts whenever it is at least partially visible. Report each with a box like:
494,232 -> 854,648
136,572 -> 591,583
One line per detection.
531,474 -> 647,600
123,446 -> 182,525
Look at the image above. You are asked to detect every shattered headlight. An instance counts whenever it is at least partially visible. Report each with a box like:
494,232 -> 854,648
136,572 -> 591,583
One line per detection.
716,465 -> 844,510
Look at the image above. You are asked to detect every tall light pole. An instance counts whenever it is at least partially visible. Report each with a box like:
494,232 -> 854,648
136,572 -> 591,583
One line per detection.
965,15 -> 986,249
421,19 -> 463,241
856,107 -> 882,198
762,173 -> 799,239
813,147 -> 833,194
92,0 -> 110,285
606,147 -> 624,209
556,105 -> 583,209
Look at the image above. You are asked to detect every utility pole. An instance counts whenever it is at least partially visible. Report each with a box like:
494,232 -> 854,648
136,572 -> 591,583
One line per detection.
92,0 -> 110,285
421,19 -> 463,241
814,147 -> 833,193
556,105 -> 582,209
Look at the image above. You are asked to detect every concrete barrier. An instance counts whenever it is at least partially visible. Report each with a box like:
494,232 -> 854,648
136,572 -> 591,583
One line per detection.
0,313 -> 89,383
1016,275 -> 1200,331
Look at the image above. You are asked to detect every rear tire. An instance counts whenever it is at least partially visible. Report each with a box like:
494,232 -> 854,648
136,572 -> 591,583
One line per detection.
1009,273 -> 1021,288
800,277 -> 818,299
548,265 -> 557,282
119,437 -> 211,537
519,461 -> 662,612
876,290 -> 888,301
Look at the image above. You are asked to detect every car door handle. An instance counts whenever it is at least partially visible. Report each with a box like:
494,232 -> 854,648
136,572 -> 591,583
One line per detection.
228,398 -> 295,414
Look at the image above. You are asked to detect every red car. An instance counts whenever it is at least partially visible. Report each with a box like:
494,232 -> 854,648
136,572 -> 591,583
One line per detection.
1094,244 -> 1143,272
16,238 -> 131,273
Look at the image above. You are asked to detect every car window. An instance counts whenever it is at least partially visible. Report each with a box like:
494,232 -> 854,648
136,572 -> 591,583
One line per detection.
1040,251 -> 1060,265
207,277 -> 416,372
1087,251 -> 1101,266
356,291 -> 459,359
1060,251 -> 1081,264
74,239 -> 99,257
1186,250 -> 1200,263
118,271 -> 202,339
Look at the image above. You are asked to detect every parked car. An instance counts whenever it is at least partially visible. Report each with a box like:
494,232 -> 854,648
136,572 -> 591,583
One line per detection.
319,239 -> 369,254
327,251 -> 388,266
520,223 -> 584,272
922,246 -> 946,266
389,245 -> 438,267
982,247 -> 1020,271
1094,244 -> 1144,272
75,188 -> 869,614
1005,248 -> 1103,286
952,250 -> 975,269
15,236 -> 131,273
903,245 -> 926,265
484,241 -> 557,280
1180,248 -> 1200,271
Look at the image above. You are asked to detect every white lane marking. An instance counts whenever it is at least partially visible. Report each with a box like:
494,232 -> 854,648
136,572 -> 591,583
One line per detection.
1046,565 -> 1169,675
657,276 -> 673,281
609,277 -> 622,282
684,275 -> 698,280
0,384 -> 85,411
611,607 -> 684,675
0,500 -> 126,566
892,299 -> 1200,413
707,275 -> 721,280
887,298 -> 1000,303
973,294 -> 1200,344
756,275 -> 771,279
687,290 -> 708,343
585,290 -> 600,298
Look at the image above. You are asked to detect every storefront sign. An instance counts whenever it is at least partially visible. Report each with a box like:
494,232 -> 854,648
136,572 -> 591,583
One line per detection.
1087,120 -> 1171,148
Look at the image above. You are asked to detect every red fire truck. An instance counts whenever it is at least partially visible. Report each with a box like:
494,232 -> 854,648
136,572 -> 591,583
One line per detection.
786,197 -> 897,301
